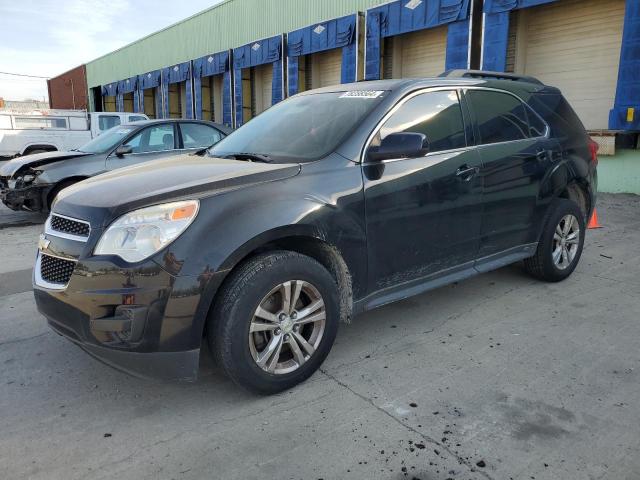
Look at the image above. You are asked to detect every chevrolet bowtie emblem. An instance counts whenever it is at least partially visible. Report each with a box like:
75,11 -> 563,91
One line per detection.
38,234 -> 50,251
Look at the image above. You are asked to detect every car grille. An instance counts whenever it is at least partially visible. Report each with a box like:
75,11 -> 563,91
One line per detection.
50,214 -> 90,238
40,253 -> 76,285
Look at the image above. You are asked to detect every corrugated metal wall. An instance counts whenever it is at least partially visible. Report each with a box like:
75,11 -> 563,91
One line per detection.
86,0 -> 389,89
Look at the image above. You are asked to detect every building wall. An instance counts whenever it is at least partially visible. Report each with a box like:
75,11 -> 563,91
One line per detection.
48,65 -> 88,110
85,0 -> 389,90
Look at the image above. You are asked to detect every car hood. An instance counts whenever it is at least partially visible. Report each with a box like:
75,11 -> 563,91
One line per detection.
53,154 -> 302,227
0,151 -> 93,178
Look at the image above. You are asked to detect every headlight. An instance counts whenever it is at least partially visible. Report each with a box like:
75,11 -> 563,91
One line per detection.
94,200 -> 199,263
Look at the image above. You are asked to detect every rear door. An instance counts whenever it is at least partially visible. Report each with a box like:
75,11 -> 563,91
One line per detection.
178,122 -> 225,152
464,88 -> 559,260
105,123 -> 179,171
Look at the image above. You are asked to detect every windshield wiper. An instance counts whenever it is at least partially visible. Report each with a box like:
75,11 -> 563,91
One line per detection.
222,152 -> 274,163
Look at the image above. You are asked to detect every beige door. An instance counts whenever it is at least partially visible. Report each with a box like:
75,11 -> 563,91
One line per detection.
383,26 -> 447,79
123,93 -> 134,113
168,83 -> 182,118
143,89 -> 156,119
201,77 -> 212,121
309,48 -> 342,89
251,63 -> 273,117
512,0 -> 625,130
104,96 -> 116,112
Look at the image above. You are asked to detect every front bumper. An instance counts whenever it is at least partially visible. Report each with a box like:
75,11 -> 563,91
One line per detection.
0,183 -> 47,212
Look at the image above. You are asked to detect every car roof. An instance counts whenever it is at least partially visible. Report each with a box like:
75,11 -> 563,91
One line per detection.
299,76 -> 558,98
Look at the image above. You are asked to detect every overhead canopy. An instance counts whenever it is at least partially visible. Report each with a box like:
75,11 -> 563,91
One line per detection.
233,35 -> 284,128
365,0 -> 471,80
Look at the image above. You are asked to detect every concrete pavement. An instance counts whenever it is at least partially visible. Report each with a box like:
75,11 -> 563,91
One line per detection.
1,194 -> 639,480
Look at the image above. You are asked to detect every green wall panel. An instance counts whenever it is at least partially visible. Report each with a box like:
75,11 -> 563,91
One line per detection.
597,150 -> 640,195
86,0 -> 389,89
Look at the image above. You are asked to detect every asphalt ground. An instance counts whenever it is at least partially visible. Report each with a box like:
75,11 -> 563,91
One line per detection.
1,194 -> 639,480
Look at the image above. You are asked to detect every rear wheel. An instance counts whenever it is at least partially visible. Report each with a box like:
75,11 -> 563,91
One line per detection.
524,199 -> 585,282
208,251 -> 339,394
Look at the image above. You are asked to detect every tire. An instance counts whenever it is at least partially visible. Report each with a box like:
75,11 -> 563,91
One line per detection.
524,199 -> 586,282
208,250 -> 340,394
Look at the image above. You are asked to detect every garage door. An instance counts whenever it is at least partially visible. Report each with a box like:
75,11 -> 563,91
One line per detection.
104,96 -> 116,112
513,0 -> 625,130
252,63 -> 273,116
393,26 -> 447,78
309,48 -> 342,89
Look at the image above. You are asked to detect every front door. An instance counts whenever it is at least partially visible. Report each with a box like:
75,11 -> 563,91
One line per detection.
106,123 -> 178,171
464,89 -> 556,259
363,90 -> 483,294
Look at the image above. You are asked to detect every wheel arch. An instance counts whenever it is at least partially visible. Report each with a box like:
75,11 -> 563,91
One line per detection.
199,227 -> 354,341
45,176 -> 90,210
21,144 -> 58,155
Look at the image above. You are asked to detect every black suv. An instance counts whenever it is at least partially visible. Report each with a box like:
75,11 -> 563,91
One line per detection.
34,71 -> 597,393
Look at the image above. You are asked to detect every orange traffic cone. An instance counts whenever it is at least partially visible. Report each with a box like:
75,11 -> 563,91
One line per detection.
588,209 -> 602,229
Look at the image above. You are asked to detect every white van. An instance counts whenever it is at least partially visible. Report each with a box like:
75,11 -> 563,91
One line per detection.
0,110 -> 149,158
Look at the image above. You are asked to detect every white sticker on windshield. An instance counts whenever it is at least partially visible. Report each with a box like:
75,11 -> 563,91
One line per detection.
340,91 -> 384,99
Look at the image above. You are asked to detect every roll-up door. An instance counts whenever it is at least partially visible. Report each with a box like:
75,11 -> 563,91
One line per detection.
383,26 -> 448,79
308,48 -> 342,89
201,78 -> 212,121
169,83 -> 182,118
104,96 -> 116,112
123,93 -> 134,113
212,75 -> 224,124
251,63 -> 273,117
513,0 -> 625,130
143,90 -> 156,119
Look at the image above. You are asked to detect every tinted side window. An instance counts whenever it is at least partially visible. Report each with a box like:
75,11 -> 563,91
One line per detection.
467,91 -> 530,144
180,123 -> 222,149
376,90 -> 466,154
125,124 -> 175,153
529,93 -> 586,139
526,107 -> 547,137
99,115 -> 121,131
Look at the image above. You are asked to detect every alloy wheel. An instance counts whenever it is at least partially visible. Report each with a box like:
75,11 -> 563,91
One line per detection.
249,280 -> 326,375
552,214 -> 580,270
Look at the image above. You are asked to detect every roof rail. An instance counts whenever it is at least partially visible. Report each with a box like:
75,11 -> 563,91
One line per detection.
439,69 -> 545,86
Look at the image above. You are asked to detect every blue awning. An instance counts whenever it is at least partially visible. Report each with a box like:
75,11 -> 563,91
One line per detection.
365,0 -> 471,80
161,61 -> 194,119
101,82 -> 117,97
138,69 -> 162,90
192,50 -> 233,127
193,51 -> 229,78
287,14 -> 358,96
233,35 -> 282,70
117,75 -> 138,94
287,14 -> 356,57
233,35 -> 284,128
484,0 -> 557,14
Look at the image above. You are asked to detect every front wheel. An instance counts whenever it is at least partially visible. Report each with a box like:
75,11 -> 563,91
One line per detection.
524,199 -> 586,282
208,251 -> 340,394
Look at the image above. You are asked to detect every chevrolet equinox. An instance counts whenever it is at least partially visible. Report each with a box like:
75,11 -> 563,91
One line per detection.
34,71 -> 597,394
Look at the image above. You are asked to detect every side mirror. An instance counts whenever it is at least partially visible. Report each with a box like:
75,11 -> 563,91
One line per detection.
367,132 -> 429,162
115,145 -> 133,157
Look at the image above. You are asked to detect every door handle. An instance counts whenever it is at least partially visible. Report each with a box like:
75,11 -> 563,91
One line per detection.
456,165 -> 478,181
536,149 -> 549,161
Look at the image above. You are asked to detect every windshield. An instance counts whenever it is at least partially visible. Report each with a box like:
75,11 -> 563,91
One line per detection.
78,126 -> 137,154
209,91 -> 386,162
